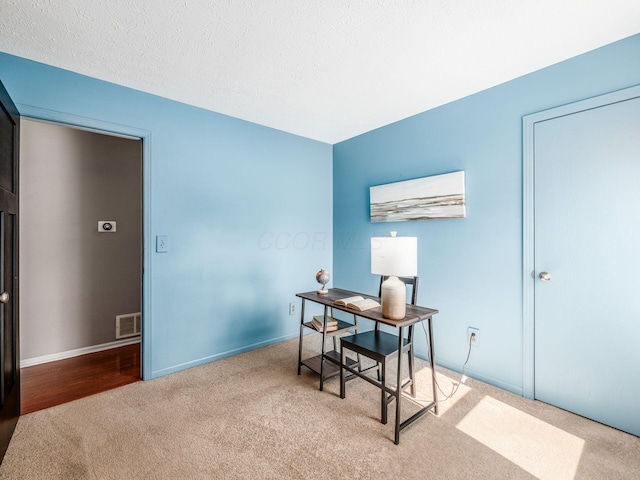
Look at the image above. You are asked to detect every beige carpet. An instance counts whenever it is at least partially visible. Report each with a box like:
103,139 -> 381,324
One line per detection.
1,337 -> 638,480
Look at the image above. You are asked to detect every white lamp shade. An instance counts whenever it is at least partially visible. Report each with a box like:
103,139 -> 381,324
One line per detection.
371,236 -> 417,277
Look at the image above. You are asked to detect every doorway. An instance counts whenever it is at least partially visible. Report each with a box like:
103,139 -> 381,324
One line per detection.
523,85 -> 640,436
19,119 -> 143,412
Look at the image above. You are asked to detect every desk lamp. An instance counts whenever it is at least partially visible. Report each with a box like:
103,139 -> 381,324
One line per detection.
371,232 -> 417,320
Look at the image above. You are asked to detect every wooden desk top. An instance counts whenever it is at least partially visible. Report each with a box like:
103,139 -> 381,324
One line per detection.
296,288 -> 438,328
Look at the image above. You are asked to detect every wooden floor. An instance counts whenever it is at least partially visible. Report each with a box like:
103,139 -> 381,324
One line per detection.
21,343 -> 141,415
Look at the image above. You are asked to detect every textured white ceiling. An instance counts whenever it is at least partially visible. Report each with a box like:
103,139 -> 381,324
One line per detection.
1,1 -> 639,143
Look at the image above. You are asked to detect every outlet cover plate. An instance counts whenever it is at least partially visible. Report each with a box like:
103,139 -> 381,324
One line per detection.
468,327 -> 480,346
98,221 -> 116,232
156,235 -> 169,253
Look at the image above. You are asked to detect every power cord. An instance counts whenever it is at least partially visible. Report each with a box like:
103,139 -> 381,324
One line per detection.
419,322 -> 474,401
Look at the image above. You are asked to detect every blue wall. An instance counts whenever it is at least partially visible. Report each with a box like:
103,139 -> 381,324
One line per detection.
3,32 -> 639,392
333,34 -> 640,394
0,53 -> 333,379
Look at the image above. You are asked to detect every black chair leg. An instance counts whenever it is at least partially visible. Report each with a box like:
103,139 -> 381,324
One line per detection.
381,361 -> 387,425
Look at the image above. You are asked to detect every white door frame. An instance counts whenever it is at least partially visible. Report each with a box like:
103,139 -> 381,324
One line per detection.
522,84 -> 640,399
16,104 -> 153,380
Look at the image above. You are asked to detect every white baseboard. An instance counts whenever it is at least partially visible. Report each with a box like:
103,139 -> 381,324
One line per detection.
20,337 -> 141,368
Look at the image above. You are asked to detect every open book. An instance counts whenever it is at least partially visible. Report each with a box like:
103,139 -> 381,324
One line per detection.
333,295 -> 380,312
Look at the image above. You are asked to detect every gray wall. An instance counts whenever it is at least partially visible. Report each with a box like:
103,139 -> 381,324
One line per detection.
20,119 -> 142,360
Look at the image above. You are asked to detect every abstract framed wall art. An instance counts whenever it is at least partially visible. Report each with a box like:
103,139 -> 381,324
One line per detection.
370,171 -> 466,223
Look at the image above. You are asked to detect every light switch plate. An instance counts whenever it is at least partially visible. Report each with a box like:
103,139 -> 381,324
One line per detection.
156,235 -> 168,253
98,221 -> 116,232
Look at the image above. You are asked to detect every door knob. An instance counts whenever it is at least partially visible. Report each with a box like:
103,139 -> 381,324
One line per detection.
539,272 -> 552,282
0,292 -> 9,304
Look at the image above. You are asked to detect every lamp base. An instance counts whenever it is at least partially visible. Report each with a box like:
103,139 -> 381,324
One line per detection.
381,276 -> 406,320
316,289 -> 328,295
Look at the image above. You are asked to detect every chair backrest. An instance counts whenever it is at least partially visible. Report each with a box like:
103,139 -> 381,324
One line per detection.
378,276 -> 419,306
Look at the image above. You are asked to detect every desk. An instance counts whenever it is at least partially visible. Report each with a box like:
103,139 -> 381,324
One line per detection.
296,288 -> 439,444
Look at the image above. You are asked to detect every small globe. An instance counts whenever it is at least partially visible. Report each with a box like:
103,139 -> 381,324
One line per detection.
316,269 -> 330,294
316,269 -> 330,285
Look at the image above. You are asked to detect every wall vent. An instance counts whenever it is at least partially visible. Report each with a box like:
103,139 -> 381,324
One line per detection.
116,312 -> 141,339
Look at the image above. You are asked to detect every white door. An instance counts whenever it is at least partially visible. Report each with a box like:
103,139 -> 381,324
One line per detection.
533,90 -> 640,436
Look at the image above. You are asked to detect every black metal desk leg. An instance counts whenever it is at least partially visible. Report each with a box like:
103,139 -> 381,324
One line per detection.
297,299 -> 306,375
394,326 -> 404,445
330,307 -> 337,352
428,316 -> 438,415
340,345 -> 346,399
408,325 -> 416,397
354,315 -> 362,371
319,305 -> 328,391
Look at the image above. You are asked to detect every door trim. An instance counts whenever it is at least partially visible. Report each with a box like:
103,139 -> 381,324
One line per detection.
522,84 -> 640,399
16,104 -> 153,381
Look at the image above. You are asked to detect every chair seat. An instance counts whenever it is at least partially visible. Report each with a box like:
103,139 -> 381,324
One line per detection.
341,330 -> 409,363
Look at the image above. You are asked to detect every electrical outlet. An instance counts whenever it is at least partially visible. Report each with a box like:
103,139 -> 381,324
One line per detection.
289,302 -> 296,316
468,327 -> 480,346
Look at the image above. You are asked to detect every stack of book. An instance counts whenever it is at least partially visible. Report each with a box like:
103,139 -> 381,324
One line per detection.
312,315 -> 338,332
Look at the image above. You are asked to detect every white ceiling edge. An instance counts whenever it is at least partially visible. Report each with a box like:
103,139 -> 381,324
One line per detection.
1,1 -> 639,144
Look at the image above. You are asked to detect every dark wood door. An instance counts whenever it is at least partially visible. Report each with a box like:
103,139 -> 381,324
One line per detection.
0,80 -> 20,462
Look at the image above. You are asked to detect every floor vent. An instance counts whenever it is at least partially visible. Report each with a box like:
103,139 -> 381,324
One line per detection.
116,312 -> 142,339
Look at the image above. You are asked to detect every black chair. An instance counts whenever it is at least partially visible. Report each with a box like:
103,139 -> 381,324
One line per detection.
339,276 -> 418,424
